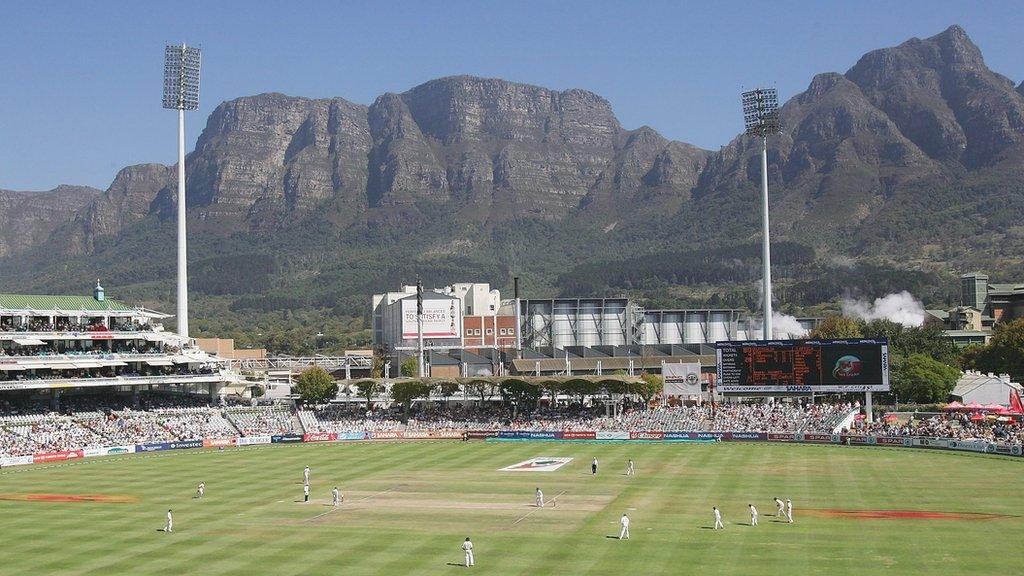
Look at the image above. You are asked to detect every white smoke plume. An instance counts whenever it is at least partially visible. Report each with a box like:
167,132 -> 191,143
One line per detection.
841,291 -> 926,327
772,312 -> 809,338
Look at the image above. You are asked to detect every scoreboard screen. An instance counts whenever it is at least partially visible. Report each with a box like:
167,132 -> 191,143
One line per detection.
716,338 -> 889,393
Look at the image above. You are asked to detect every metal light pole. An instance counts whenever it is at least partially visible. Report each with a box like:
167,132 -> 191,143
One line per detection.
163,44 -> 201,339
741,88 -> 780,340
416,279 -> 425,378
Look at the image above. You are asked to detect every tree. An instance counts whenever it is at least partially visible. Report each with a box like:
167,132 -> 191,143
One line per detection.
371,356 -> 386,378
809,314 -> 863,339
636,373 -> 663,403
390,380 -> 433,417
499,380 -> 542,413
464,380 -> 498,404
294,367 -> 338,405
437,380 -> 461,406
400,357 -> 418,377
355,380 -> 382,411
974,318 -> 1024,382
891,354 -> 960,404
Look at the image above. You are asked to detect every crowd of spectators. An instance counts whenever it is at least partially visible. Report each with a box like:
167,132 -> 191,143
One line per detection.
0,318 -> 152,332
854,411 -> 1024,443
225,407 -> 295,436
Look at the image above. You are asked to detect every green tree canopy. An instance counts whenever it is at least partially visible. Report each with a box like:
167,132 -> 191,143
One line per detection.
636,373 -> 663,402
498,379 -> 542,411
809,314 -> 864,339
355,380 -> 383,410
400,357 -> 418,378
891,354 -> 960,403
390,380 -> 434,415
294,367 -> 338,404
973,318 -> 1024,382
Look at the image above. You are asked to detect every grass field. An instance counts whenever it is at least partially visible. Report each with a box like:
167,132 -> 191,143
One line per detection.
0,441 -> 1020,575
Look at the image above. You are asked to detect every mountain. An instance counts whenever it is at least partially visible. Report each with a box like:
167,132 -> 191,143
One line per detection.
2,25 -> 1023,352
0,185 -> 100,257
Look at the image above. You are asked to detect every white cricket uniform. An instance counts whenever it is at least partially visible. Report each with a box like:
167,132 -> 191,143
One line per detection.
198,483 -> 205,498
303,467 -> 310,484
535,490 -> 544,507
713,509 -> 723,530
165,511 -> 173,533
304,484 -> 310,502
775,499 -> 784,516
332,489 -> 340,506
462,541 -> 474,566
619,515 -> 630,539
750,506 -> 758,526
626,461 -> 635,475
786,500 -> 793,523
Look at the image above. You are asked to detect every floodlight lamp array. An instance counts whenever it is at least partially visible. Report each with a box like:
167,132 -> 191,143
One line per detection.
162,44 -> 201,111
741,88 -> 780,136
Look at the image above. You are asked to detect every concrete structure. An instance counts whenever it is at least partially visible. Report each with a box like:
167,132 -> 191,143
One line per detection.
195,338 -> 266,360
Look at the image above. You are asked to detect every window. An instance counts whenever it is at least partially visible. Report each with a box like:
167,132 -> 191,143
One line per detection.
499,328 -> 507,335
486,328 -> 493,335
465,328 -> 472,335
473,329 -> 481,336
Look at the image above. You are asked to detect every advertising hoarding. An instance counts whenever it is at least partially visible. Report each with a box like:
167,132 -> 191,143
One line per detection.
401,297 -> 461,339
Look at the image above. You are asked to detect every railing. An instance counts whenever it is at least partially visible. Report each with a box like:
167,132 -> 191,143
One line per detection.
231,355 -> 373,372
0,373 -> 230,391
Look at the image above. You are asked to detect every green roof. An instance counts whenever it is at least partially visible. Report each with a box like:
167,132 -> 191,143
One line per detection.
0,294 -> 132,312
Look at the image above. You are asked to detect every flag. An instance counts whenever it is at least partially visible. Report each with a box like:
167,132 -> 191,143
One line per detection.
1010,389 -> 1024,415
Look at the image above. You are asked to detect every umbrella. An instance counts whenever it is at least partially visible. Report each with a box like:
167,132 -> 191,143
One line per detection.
964,402 -> 985,411
944,401 -> 964,411
981,403 -> 1005,412
969,414 -> 986,422
883,413 -> 899,422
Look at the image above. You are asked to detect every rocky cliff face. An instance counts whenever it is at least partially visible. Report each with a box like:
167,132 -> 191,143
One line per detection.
0,185 -> 100,257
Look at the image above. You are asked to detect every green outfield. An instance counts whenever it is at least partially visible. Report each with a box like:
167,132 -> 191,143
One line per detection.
0,441 -> 1019,575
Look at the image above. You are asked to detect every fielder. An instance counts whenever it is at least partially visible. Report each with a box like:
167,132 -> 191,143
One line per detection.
786,499 -> 793,523
165,509 -> 173,533
749,504 -> 758,526
626,459 -> 635,476
462,537 -> 475,567
196,482 -> 205,499
303,466 -> 310,485
535,487 -> 544,508
332,487 -> 341,507
304,483 -> 310,503
713,506 -> 724,530
619,513 -> 630,539
592,457 -> 599,475
774,497 -> 784,517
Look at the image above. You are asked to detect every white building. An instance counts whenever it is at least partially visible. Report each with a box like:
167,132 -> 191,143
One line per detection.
372,282 -> 500,350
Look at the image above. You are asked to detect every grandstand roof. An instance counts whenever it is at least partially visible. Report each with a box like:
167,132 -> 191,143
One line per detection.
0,294 -> 132,313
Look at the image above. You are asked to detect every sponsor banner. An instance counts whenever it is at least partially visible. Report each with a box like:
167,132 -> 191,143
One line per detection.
843,435 -> 870,445
1,455 -> 35,467
561,431 -> 597,440
499,457 -> 573,472
271,434 -> 304,444
1011,445 -> 1023,457
33,450 -> 84,464
768,433 -> 796,442
84,445 -> 136,457
596,431 -> 630,440
203,438 -> 236,448
630,431 -> 665,440
728,432 -> 767,441
136,442 -> 170,452
991,443 -> 1015,456
912,438 -> 949,449
498,430 -> 528,440
695,432 -> 725,440
371,431 -> 405,440
875,436 -> 911,447
467,430 -> 499,439
802,433 -> 839,444
664,431 -> 697,440
403,431 -> 432,439
946,440 -> 989,453
337,432 -> 368,441
429,430 -> 464,439
170,440 -> 203,450
302,432 -> 338,443
236,435 -> 272,446
663,362 -> 703,396
401,297 -> 461,338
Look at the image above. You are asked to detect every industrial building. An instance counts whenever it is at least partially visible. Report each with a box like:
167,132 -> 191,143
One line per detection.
926,272 -> 1024,346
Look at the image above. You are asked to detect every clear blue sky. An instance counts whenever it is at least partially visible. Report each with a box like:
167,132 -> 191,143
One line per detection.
1,0 -> 1022,191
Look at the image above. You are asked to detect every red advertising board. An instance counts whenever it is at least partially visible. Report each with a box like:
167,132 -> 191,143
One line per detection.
303,432 -> 338,443
429,430 -> 464,439
562,431 -> 597,440
629,431 -> 665,440
33,450 -> 84,464
768,433 -> 796,441
875,436 -> 905,446
203,438 -> 236,448
802,433 -> 836,443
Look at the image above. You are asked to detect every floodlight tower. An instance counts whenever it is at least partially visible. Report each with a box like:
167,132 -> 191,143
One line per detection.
163,44 -> 201,339
741,88 -> 780,340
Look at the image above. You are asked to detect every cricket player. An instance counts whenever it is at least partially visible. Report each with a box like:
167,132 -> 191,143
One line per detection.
462,537 -> 475,567
626,459 -> 635,476
786,499 -> 793,523
332,487 -> 341,507
303,466 -> 310,484
304,483 -> 310,503
165,509 -> 173,533
535,487 -> 544,508
713,507 -> 724,530
619,513 -> 630,539
196,482 -> 205,499
774,497 -> 784,517
749,504 -> 758,526
592,457 -> 599,475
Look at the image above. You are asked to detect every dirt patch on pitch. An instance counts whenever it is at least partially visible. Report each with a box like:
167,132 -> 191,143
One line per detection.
804,508 -> 1013,520
0,493 -> 138,504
